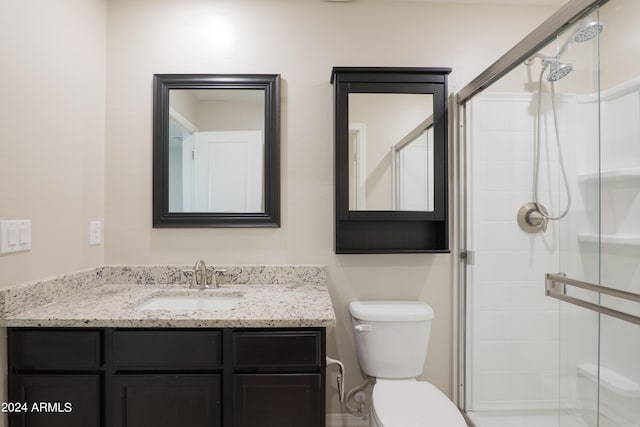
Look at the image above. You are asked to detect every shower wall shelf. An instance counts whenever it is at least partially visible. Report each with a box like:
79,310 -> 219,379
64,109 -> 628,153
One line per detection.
578,363 -> 640,398
577,232 -> 640,246
577,168 -> 640,185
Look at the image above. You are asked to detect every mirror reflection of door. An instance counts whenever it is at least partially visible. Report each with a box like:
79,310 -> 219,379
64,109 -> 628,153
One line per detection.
169,122 -> 263,212
191,131 -> 263,213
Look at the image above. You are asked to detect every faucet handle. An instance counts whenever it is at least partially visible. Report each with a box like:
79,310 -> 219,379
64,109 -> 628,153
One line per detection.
181,269 -> 197,288
206,268 -> 227,286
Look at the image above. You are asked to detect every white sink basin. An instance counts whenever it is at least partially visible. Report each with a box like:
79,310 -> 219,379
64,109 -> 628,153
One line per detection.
137,294 -> 243,311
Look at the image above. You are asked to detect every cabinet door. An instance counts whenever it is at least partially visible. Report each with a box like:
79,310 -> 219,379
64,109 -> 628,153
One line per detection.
233,374 -> 322,427
111,374 -> 221,427
9,374 -> 100,427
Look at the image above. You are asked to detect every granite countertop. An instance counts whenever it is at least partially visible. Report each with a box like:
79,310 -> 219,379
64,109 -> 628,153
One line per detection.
1,265 -> 336,328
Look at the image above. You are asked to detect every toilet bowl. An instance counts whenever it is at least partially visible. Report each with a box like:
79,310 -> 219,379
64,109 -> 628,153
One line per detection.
371,380 -> 467,427
349,301 -> 467,427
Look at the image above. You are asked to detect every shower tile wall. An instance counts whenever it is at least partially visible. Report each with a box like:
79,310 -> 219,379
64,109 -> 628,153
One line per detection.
468,93 -> 564,411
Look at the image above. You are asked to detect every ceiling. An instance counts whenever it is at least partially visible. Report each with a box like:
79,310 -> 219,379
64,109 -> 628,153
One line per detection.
425,0 -> 565,4
341,0 -> 566,4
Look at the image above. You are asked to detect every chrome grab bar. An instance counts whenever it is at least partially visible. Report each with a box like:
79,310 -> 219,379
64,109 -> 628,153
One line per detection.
545,273 -> 640,326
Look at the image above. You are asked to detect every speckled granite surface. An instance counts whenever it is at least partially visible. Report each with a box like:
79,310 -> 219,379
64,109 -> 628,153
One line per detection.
0,265 -> 335,328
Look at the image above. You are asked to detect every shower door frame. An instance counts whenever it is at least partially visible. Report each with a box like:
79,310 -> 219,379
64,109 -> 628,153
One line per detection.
453,0 -> 611,421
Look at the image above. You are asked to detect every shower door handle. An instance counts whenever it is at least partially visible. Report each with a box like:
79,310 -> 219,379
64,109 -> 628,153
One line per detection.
545,273 -> 640,326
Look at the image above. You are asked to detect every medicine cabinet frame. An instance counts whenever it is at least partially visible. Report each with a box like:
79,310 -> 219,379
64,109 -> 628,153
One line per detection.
331,67 -> 451,253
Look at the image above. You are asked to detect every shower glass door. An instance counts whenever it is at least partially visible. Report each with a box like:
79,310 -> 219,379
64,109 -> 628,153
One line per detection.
459,2 -> 640,424
462,1 -> 640,425
586,1 -> 640,425
555,7 -> 601,427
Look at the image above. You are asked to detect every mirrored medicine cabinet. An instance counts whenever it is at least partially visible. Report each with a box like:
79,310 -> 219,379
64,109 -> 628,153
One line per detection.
153,74 -> 280,228
331,67 -> 451,253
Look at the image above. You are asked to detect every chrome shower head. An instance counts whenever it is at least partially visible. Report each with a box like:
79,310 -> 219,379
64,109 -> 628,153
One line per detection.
557,19 -> 604,57
543,58 -> 573,82
548,62 -> 573,82
573,20 -> 604,43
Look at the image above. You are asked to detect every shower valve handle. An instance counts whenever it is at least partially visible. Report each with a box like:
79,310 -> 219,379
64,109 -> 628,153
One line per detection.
517,202 -> 549,233
527,209 -> 548,232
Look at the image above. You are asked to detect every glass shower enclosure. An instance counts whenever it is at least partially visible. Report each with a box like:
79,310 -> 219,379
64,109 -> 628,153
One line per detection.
456,0 -> 640,426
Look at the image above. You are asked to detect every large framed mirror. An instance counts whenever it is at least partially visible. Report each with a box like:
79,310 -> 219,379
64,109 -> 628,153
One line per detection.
153,74 -> 280,227
331,67 -> 451,253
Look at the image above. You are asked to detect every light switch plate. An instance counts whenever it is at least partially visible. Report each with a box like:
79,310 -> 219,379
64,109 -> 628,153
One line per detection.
0,220 -> 32,254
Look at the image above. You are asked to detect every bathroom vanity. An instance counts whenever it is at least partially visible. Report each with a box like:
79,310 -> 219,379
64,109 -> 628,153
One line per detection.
1,265 -> 335,427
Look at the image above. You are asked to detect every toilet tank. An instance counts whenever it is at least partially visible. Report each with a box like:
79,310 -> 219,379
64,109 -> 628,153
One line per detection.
349,301 -> 434,379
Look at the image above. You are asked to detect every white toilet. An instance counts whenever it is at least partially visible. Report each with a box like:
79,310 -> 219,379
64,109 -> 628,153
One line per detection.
349,300 -> 467,427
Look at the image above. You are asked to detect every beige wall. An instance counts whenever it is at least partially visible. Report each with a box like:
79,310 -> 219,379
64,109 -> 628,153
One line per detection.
105,0 -> 555,414
600,0 -> 640,89
0,0 -> 107,286
0,1 -> 107,424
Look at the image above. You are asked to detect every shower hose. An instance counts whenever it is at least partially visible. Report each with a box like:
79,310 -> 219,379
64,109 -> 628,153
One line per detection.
533,64 -> 572,220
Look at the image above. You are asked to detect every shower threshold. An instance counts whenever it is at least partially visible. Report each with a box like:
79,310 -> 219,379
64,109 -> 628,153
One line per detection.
466,410 -> 589,427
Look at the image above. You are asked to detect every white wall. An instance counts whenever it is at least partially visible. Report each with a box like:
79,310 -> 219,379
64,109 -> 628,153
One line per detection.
105,0 -> 556,415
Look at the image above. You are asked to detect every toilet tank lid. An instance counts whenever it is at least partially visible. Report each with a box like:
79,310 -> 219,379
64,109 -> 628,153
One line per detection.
349,301 -> 434,322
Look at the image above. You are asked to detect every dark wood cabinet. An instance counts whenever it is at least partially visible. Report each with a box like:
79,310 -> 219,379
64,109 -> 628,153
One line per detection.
9,374 -> 100,427
9,329 -> 102,369
7,327 -> 325,427
112,374 -> 222,427
233,374 -> 322,427
231,330 -> 325,427
331,67 -> 452,253
112,330 -> 222,369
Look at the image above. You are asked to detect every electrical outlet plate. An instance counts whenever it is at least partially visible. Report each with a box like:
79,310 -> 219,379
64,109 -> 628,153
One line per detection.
89,221 -> 102,246
0,220 -> 32,254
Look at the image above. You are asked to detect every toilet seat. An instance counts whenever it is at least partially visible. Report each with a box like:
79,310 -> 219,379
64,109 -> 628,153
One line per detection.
372,379 -> 467,427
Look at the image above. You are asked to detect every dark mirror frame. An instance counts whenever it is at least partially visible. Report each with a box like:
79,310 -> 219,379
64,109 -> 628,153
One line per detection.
152,74 -> 280,228
331,67 -> 452,253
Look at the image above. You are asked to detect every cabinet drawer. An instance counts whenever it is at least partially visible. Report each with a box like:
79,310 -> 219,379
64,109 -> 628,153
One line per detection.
112,330 -> 221,368
233,330 -> 321,369
9,329 -> 102,369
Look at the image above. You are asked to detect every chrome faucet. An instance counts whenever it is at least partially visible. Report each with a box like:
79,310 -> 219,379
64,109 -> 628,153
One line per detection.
183,260 -> 227,289
193,259 -> 207,289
